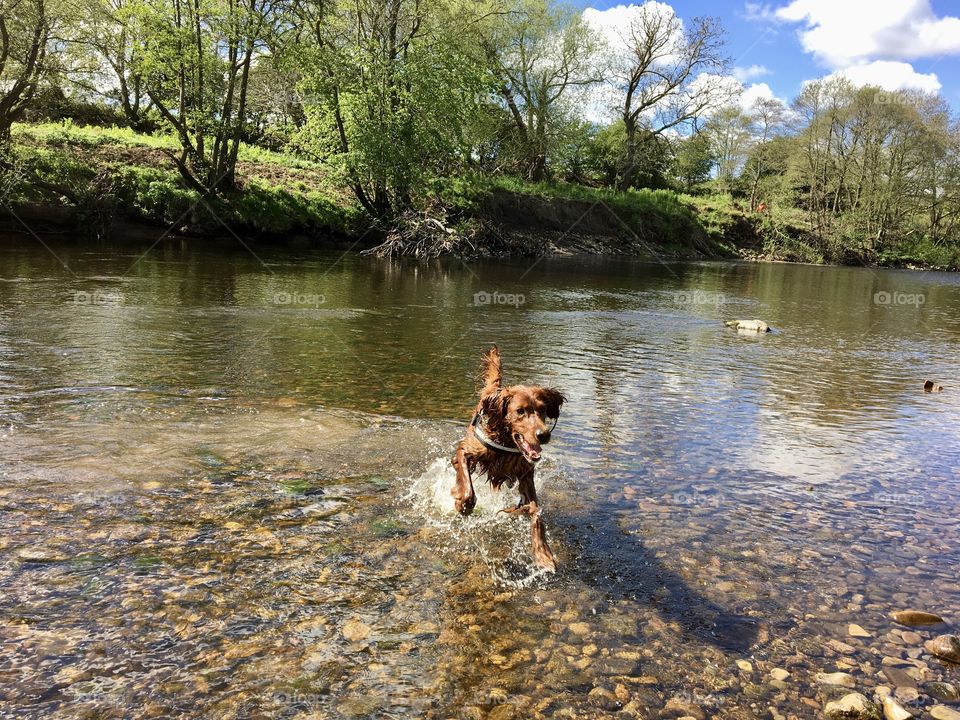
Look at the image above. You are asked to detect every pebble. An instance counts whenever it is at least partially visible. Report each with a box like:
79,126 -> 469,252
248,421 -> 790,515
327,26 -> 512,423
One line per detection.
770,668 -> 790,681
830,640 -> 858,654
900,631 -> 923,645
824,693 -> 881,720
924,682 -> 960,704
931,708 -> 960,720
568,622 -> 591,637
660,697 -> 706,720
881,696 -> 913,720
817,671 -> 857,688
588,687 -> 621,711
925,635 -> 960,663
882,666 -> 916,689
342,619 -> 371,642
736,660 -> 753,672
850,624 -> 873,638
891,610 -> 945,627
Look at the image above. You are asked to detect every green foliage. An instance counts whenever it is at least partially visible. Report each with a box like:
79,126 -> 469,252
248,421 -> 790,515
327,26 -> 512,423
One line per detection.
672,133 -> 714,191
292,0 -> 493,215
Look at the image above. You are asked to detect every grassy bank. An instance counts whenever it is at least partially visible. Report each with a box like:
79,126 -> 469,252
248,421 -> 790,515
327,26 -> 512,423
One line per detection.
4,122 -> 957,269
7,122 -> 362,238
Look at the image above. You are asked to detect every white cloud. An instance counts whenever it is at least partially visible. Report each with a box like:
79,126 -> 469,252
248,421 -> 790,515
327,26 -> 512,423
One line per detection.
733,64 -> 771,82
583,2 -> 683,65
740,82 -> 776,108
773,0 -> 960,67
822,60 -> 941,93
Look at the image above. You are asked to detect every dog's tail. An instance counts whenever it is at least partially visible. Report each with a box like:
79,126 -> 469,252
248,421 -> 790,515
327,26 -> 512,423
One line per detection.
479,345 -> 502,398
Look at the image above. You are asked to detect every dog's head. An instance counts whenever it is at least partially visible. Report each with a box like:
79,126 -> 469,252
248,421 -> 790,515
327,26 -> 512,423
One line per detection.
483,385 -> 565,464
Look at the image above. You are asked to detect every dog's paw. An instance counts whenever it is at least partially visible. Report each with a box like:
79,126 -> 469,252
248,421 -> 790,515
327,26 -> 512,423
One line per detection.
454,494 -> 476,516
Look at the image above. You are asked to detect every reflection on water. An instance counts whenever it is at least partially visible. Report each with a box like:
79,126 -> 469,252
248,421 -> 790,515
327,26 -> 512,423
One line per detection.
1,239 -> 959,719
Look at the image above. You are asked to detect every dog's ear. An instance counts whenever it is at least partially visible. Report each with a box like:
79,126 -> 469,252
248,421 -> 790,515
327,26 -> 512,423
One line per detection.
537,387 -> 565,418
482,388 -> 512,419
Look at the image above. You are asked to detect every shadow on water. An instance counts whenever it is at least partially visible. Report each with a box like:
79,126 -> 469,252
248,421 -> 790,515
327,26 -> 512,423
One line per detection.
556,504 -> 767,654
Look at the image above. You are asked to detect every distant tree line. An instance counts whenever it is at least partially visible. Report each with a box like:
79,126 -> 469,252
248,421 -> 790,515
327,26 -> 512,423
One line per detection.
2,0 -> 959,257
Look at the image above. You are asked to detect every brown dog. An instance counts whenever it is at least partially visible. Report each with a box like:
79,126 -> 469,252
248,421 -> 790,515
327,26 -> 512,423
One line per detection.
451,346 -> 565,571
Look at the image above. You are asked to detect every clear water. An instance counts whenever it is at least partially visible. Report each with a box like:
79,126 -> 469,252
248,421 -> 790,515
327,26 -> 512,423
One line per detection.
1,238 -> 958,719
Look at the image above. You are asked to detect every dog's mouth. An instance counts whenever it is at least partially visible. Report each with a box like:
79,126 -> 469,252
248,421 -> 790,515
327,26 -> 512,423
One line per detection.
513,433 -> 542,464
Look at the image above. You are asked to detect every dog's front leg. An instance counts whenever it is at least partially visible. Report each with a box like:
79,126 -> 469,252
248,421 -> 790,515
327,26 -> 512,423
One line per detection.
451,445 -> 476,515
518,473 -> 556,572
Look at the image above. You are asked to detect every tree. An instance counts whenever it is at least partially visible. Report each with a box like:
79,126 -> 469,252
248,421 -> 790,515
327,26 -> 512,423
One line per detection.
63,0 -> 155,132
746,97 -> 786,210
672,131 -> 713,191
124,0 -> 279,194
292,0 -> 491,216
592,3 -> 729,190
484,0 -> 602,181
0,0 -> 58,141
705,105 -> 751,190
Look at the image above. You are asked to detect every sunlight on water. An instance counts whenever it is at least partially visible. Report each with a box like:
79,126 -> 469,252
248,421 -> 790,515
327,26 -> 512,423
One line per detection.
2,241 -> 959,719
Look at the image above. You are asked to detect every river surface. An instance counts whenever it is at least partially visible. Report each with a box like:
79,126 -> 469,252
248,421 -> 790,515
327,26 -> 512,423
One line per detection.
1,238 -> 959,719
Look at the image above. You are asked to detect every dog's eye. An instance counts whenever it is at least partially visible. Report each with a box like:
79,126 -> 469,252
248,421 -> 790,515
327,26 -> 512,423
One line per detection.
516,408 -> 525,416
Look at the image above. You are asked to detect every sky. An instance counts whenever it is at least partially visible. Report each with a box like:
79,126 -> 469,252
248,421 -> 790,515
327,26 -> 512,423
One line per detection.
572,0 -> 960,110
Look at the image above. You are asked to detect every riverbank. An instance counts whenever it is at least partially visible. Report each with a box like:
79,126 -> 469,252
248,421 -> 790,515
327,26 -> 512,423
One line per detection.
4,122 -> 958,270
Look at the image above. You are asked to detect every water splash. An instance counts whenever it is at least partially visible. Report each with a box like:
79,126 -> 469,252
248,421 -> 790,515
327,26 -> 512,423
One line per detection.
399,456 -> 566,588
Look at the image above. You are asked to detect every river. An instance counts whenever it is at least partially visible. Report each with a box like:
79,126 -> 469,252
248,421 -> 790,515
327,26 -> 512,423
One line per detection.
1,238 -> 958,719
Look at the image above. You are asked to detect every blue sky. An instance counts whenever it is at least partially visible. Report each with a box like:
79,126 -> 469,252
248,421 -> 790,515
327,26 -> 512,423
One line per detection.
573,0 -> 960,109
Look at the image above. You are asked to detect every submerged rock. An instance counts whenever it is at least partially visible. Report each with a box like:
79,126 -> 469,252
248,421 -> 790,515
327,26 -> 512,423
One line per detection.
849,624 -> 872,638
660,696 -> 705,719
924,682 -> 960,704
770,668 -> 791,682
725,319 -> 771,333
891,610 -> 945,627
881,696 -> 914,720
931,707 -> 960,720
824,693 -> 881,720
818,672 -> 857,688
925,635 -> 960,663
588,687 -> 621,711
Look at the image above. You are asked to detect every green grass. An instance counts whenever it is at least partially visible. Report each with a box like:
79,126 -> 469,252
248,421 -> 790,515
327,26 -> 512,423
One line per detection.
9,121 -> 360,236
438,174 -> 727,256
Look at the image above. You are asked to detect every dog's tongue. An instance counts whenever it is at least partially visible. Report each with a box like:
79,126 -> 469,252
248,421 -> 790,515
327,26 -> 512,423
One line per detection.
516,435 -> 541,461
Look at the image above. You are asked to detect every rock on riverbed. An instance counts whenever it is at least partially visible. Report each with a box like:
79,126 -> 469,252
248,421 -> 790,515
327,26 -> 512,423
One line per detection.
825,693 -> 881,720
891,610 -> 946,627
925,635 -> 960,663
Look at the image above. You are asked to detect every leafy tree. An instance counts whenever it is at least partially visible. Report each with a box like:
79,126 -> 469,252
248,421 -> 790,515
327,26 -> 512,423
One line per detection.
672,131 -> 713,191
292,0 -> 491,216
595,3 -> 729,190
484,0 -> 602,181
746,97 -> 787,210
0,0 -> 62,141
124,0 -> 279,194
64,0 -> 155,132
705,105 -> 752,190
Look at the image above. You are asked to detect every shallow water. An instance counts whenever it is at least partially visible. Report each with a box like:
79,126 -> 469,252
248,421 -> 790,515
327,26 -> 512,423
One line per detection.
1,239 -> 959,719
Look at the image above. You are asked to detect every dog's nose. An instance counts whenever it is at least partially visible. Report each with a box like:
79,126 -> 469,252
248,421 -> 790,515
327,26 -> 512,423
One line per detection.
536,429 -> 551,444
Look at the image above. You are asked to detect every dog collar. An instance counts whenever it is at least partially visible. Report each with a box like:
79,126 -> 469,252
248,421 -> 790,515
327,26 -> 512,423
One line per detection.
471,412 -> 521,454
470,412 -> 559,454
